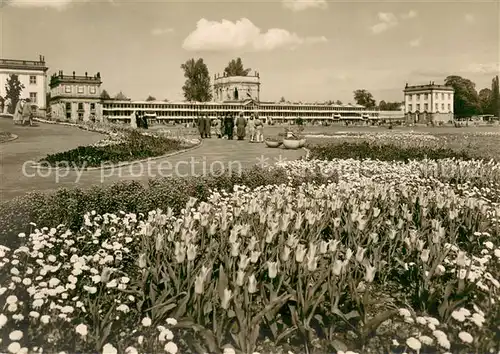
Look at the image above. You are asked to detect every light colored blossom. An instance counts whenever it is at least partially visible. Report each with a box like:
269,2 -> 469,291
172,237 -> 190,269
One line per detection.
141,317 -> 152,327
164,341 -> 178,354
458,331 -> 473,343
406,337 -> 421,351
166,318 -> 177,326
419,335 -> 433,345
159,329 -> 174,342
0,314 -> 7,328
75,324 -> 88,337
102,343 -> 118,354
9,330 -> 23,341
7,342 -> 21,354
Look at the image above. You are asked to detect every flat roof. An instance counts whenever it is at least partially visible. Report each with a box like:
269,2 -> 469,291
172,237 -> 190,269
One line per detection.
0,58 -> 48,72
404,84 -> 454,92
104,100 -> 366,108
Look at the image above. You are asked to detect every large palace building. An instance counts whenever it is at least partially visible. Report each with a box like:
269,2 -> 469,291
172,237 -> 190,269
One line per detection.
95,71 -> 404,125
0,55 -> 48,113
42,66 -> 405,124
100,99 -> 402,125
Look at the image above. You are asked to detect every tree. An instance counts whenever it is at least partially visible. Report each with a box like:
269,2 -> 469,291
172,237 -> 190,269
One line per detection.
146,95 -> 156,101
5,74 -> 25,114
379,101 -> 402,111
279,96 -> 286,103
295,117 -> 304,125
444,75 -> 480,117
224,58 -> 251,77
163,98 -> 169,102
100,90 -> 111,99
478,88 -> 492,114
114,91 -> 128,100
335,100 -> 342,105
46,92 -> 51,114
491,75 -> 500,118
181,58 -> 212,102
353,89 -> 376,108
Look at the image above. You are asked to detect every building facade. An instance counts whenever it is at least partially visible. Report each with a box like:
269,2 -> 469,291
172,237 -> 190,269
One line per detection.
213,72 -> 260,102
49,71 -> 103,122
42,67 -> 404,125
101,98 -> 403,124
0,55 -> 48,113
404,82 -> 454,124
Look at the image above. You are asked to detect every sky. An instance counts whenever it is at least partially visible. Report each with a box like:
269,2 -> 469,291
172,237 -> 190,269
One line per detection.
1,0 -> 499,103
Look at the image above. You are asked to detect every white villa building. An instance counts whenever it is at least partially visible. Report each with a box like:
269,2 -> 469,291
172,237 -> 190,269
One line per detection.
404,82 -> 454,124
49,71 -> 103,121
0,55 -> 48,113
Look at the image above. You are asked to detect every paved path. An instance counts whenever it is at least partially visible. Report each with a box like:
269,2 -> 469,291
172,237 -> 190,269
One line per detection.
0,119 -> 304,201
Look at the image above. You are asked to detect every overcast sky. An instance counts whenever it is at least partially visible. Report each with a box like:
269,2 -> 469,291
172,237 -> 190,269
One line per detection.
1,0 -> 499,103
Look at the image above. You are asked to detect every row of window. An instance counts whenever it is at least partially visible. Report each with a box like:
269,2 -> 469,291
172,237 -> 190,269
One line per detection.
66,112 -> 85,120
63,85 -> 97,94
102,110 -> 366,118
65,102 -> 96,110
103,104 -> 365,111
407,92 -> 452,101
408,103 -> 451,111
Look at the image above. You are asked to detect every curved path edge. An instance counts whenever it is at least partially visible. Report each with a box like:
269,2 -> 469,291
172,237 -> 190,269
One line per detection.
29,140 -> 203,171
0,133 -> 19,143
34,118 -> 118,137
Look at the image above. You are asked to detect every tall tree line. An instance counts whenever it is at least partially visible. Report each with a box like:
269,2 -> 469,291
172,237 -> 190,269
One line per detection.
445,75 -> 500,117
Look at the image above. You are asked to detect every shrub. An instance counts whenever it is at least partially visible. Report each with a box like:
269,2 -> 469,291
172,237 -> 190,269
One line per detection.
0,166 -> 332,249
309,141 -> 473,162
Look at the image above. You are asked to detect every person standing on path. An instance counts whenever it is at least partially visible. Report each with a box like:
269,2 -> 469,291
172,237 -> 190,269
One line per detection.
224,113 -> 234,140
254,115 -> 264,142
247,114 -> 256,142
214,115 -> 222,138
235,112 -> 247,140
21,99 -> 33,126
131,111 -> 138,129
13,99 -> 23,125
203,114 -> 211,138
197,113 -> 206,138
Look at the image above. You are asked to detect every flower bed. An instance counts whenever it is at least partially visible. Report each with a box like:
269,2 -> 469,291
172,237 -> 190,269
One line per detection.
308,141 -> 473,162
39,131 -> 197,168
0,167 -> 331,249
0,161 -> 499,353
1,137 -> 500,354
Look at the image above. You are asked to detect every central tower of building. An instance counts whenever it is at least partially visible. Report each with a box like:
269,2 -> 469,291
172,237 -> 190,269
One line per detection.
213,71 -> 260,102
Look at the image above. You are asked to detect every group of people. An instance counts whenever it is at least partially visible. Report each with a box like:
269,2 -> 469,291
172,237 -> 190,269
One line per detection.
197,111 -> 264,142
133,111 -> 149,129
12,98 -> 34,126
